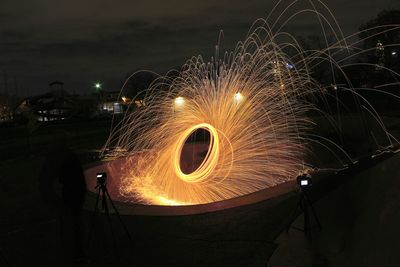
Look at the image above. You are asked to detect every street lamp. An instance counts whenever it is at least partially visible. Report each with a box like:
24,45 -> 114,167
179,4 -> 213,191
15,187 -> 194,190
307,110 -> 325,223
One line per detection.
94,82 -> 102,91
234,92 -> 243,102
174,97 -> 185,107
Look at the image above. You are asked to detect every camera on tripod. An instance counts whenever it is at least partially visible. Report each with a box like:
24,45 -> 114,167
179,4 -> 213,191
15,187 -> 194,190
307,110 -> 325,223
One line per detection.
89,171 -> 133,247
297,173 -> 312,189
96,172 -> 107,187
286,172 -> 321,237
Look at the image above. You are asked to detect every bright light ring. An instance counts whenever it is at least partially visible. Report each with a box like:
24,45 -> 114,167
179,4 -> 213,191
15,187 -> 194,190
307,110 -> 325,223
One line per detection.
173,123 -> 219,183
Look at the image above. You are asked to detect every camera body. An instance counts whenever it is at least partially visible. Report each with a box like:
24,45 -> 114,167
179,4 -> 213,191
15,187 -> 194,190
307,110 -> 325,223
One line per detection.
297,173 -> 312,189
96,172 -> 107,186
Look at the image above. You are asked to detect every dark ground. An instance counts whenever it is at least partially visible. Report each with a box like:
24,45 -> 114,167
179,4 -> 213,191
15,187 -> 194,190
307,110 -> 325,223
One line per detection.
269,151 -> 400,266
1,114 -> 400,266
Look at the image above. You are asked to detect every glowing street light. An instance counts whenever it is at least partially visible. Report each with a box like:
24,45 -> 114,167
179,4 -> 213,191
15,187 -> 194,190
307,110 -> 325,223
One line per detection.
234,92 -> 243,102
94,82 -> 102,91
174,96 -> 185,107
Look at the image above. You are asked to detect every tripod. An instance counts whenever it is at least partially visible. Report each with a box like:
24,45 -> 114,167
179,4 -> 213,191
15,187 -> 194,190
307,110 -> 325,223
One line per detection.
286,188 -> 321,238
87,176 -> 132,249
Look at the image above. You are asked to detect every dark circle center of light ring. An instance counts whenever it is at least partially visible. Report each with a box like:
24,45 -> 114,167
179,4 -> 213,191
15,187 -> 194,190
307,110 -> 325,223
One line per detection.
179,128 -> 211,175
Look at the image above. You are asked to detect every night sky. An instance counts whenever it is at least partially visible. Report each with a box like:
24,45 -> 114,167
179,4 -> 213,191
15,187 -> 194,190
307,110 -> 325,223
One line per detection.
1,0 -> 399,96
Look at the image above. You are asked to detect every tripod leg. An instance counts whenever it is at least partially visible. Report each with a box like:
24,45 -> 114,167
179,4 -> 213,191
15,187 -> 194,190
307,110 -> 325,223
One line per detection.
87,188 -> 101,246
104,187 -> 133,244
310,204 -> 322,230
286,194 -> 303,233
100,187 -> 120,259
102,188 -> 110,220
304,194 -> 322,230
302,199 -> 312,239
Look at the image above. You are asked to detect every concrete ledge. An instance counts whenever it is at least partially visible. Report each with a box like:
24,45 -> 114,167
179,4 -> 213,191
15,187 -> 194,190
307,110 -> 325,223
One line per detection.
83,154 -> 300,216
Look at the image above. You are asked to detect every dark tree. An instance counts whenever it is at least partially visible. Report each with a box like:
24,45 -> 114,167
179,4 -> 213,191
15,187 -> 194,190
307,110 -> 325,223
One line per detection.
359,10 -> 400,71
295,35 -> 339,86
122,71 -> 159,98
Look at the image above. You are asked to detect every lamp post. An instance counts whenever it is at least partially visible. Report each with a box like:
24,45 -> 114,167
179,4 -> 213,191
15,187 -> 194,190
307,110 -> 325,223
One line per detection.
174,97 -> 185,107
94,82 -> 103,112
94,82 -> 102,91
234,92 -> 243,102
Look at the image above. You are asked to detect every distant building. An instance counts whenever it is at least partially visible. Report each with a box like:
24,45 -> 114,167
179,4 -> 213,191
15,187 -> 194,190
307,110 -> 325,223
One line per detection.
98,90 -> 123,114
14,81 -> 144,122
15,81 -> 80,121
16,89 -> 78,121
97,90 -> 144,114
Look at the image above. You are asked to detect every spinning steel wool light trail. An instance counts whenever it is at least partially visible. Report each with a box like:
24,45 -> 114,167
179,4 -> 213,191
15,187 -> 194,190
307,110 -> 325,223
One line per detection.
103,30 -> 318,205
102,2 -> 399,205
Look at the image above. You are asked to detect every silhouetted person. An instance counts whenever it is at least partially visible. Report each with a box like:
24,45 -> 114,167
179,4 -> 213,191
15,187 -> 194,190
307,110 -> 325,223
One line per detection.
39,134 -> 87,264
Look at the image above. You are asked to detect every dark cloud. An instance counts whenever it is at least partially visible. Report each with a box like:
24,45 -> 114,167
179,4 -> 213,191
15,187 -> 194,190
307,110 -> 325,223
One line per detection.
0,0 -> 399,95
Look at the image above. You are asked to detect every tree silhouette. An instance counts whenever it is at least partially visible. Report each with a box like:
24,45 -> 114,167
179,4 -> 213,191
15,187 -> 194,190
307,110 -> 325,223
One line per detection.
359,10 -> 400,71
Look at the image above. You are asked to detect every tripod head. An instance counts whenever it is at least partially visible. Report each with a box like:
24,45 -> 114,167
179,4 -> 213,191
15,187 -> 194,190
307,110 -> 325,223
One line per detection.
296,173 -> 312,192
96,172 -> 107,189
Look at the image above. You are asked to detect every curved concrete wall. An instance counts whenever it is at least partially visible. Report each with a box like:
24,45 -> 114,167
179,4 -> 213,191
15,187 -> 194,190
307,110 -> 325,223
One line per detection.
83,154 -> 300,216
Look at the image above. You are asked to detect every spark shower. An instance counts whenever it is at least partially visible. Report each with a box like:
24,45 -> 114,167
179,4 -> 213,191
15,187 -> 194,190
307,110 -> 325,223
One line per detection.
102,2 -> 398,205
